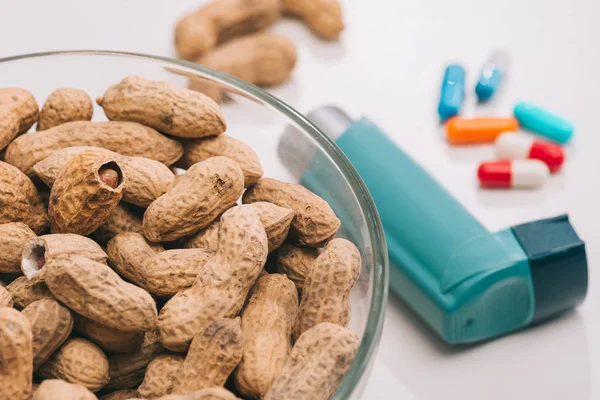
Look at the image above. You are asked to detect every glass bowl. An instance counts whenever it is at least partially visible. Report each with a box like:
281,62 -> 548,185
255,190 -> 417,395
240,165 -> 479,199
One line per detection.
0,50 -> 388,399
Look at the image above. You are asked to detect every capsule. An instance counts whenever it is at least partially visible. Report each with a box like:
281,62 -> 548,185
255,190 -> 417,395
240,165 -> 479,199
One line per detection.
446,116 -> 519,145
476,50 -> 510,102
478,160 -> 549,189
514,102 -> 574,144
438,64 -> 465,122
495,132 -> 565,172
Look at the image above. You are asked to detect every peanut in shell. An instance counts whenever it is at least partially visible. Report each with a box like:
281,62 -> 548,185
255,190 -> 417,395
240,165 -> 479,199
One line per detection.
99,390 -> 139,400
275,244 -> 319,296
4,121 -> 183,178
0,285 -> 13,307
73,314 -> 145,354
0,88 -> 39,150
32,379 -> 98,400
93,203 -> 144,244
97,76 -> 226,139
138,353 -> 185,399
182,220 -> 220,251
37,88 -> 93,131
158,387 -> 240,400
0,307 -> 33,400
6,276 -> 53,309
282,0 -> 344,39
48,151 -> 126,235
21,298 -> 73,370
0,222 -> 37,273
0,161 -> 49,234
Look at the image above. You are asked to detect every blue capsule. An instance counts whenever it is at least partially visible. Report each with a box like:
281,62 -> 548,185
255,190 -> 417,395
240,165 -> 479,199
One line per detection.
514,102 -> 574,144
438,64 -> 465,122
475,50 -> 510,102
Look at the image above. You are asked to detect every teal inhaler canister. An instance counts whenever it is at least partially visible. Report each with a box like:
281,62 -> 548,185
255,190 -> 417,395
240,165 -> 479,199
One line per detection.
438,64 -> 465,122
279,106 -> 588,344
475,50 -> 509,102
514,101 -> 574,144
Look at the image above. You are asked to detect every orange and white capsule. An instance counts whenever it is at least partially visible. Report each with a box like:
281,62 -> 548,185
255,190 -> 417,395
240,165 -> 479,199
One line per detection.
495,132 -> 565,172
477,160 -> 550,189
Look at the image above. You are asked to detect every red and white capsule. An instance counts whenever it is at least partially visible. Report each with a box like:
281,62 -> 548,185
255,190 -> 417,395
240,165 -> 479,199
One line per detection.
495,132 -> 565,172
477,160 -> 550,189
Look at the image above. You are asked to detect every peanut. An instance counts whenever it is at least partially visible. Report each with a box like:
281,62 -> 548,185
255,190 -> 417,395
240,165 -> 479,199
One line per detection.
93,203 -> 144,244
192,33 -> 296,101
0,88 -> 39,150
32,379 -> 97,400
99,390 -> 140,400
34,146 -> 175,208
0,222 -> 36,273
48,151 -> 126,235
21,298 -> 73,370
0,161 -> 49,234
292,239 -> 360,340
21,233 -> 108,280
37,88 -> 93,131
182,220 -> 220,251
37,337 -> 110,392
138,354 -> 185,399
104,330 -> 164,391
158,388 -> 239,400
4,121 -> 183,178
44,254 -> 158,332
0,285 -> 13,307
97,76 -> 226,139
265,323 -> 358,400
143,156 -> 244,242
158,205 -> 267,351
253,202 -> 295,252
234,274 -> 298,398
0,307 -> 33,400
73,314 -> 145,354
282,0 -> 344,39
175,0 -> 281,61
172,318 -> 243,394
177,135 -> 263,187
107,232 -> 214,297
275,244 -> 319,295
243,178 -> 341,247
6,276 -> 53,309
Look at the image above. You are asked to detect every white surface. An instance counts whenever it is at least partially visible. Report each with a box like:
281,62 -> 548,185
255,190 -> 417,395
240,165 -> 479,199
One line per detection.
2,1 -> 599,398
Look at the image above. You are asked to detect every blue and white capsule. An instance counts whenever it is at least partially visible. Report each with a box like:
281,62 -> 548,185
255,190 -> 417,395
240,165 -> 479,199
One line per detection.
475,50 -> 510,102
438,64 -> 465,122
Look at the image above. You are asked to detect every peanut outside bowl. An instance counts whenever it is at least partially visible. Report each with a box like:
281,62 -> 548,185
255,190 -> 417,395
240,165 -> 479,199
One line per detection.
0,50 -> 388,400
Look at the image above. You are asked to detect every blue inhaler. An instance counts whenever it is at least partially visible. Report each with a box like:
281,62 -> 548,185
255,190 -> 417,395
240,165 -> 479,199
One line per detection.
438,64 -> 465,122
475,50 -> 510,102
279,106 -> 588,344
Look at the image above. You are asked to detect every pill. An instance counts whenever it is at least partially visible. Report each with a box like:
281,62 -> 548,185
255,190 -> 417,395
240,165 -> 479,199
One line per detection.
438,64 -> 465,122
446,116 -> 519,145
495,132 -> 565,172
514,102 -> 574,144
476,50 -> 510,102
477,160 -> 549,189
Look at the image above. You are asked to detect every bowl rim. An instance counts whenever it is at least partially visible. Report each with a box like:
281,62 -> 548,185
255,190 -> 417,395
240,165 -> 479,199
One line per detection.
0,49 -> 389,398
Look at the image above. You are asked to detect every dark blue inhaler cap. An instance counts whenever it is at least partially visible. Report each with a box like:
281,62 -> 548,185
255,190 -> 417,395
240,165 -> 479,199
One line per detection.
511,214 -> 588,323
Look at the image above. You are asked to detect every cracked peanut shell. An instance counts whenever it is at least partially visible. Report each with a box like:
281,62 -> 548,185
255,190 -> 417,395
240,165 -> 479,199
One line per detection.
0,88 -> 39,151
37,88 -> 93,131
0,307 -> 33,400
48,151 -> 126,235
97,76 -> 226,139
292,238 -> 361,340
158,205 -> 267,352
0,222 -> 36,273
172,318 -> 243,394
175,0 -> 281,61
143,156 -> 244,242
243,178 -> 340,247
107,232 -> 214,297
177,135 -> 263,187
4,121 -> 183,177
0,161 -> 49,234
44,254 -> 158,332
37,337 -> 110,392
234,274 -> 298,398
32,379 -> 98,400
264,323 -> 359,400
21,298 -> 73,370
138,353 -> 185,399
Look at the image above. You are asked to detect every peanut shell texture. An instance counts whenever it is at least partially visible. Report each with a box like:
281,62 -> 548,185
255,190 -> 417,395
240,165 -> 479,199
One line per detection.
32,379 -> 98,400
0,222 -> 36,273
37,88 -> 93,131
0,88 -> 39,150
0,307 -> 33,400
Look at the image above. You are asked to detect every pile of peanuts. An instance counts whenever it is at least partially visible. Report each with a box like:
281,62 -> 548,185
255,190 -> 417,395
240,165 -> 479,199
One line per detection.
174,0 -> 345,99
0,76 -> 361,400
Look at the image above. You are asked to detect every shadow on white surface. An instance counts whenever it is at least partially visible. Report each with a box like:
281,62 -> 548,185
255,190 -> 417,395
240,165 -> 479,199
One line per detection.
379,289 -> 591,400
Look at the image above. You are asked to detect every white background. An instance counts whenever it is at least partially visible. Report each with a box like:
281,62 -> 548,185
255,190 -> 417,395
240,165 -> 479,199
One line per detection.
2,1 -> 599,398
